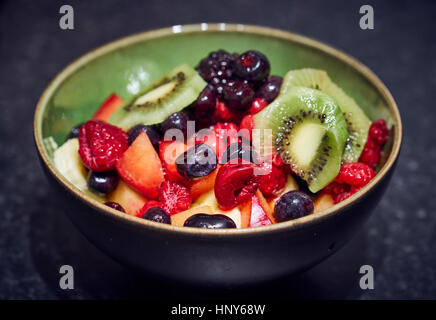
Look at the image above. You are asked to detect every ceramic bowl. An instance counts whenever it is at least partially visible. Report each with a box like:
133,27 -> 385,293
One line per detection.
34,24 -> 401,286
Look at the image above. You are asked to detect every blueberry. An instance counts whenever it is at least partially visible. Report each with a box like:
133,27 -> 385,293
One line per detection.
221,142 -> 258,164
194,85 -> 216,121
143,207 -> 171,224
234,50 -> 270,84
196,50 -> 236,82
176,143 -> 217,180
160,112 -> 190,138
274,190 -> 314,222
256,76 -> 282,102
127,124 -> 160,148
104,201 -> 125,212
222,79 -> 255,111
67,123 -> 84,140
87,171 -> 119,194
184,214 -> 236,229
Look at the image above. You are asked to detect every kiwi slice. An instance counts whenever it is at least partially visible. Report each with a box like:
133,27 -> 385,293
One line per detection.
110,64 -> 207,129
253,86 -> 348,193
280,69 -> 371,162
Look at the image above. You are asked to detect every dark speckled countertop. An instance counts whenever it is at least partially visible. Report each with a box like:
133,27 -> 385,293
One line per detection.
0,0 -> 435,300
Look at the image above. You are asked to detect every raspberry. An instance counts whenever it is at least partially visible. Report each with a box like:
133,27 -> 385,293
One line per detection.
259,163 -> 287,198
158,181 -> 192,215
335,162 -> 376,187
138,200 -> 164,217
213,122 -> 239,146
359,141 -> 381,169
333,191 -> 354,204
369,119 -> 388,145
248,98 -> 268,115
212,100 -> 243,123
239,114 -> 254,141
79,121 -> 128,171
324,182 -> 350,196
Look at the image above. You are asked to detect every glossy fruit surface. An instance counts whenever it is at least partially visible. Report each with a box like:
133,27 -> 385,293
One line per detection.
183,214 -> 236,229
255,75 -> 282,102
160,112 -> 190,137
143,207 -> 171,224
222,80 -> 255,110
214,163 -> 262,210
194,85 -> 217,123
176,143 -> 217,180
87,170 -> 118,194
104,201 -> 125,212
248,97 -> 268,115
274,190 -> 314,222
234,50 -> 270,84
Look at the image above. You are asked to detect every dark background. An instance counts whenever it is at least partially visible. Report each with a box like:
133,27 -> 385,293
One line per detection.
0,0 -> 435,300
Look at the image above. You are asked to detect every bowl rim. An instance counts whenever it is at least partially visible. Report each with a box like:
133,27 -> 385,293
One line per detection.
34,23 -> 402,237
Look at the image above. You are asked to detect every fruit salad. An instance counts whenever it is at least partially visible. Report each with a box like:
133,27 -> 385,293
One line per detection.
53,50 -> 389,229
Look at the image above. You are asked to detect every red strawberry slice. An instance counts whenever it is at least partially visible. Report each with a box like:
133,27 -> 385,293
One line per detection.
116,132 -> 164,199
159,140 -> 187,182
91,94 -> 124,122
78,120 -> 128,172
249,193 -> 272,227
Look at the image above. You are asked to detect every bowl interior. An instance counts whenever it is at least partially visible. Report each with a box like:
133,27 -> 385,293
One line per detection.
35,25 -> 399,219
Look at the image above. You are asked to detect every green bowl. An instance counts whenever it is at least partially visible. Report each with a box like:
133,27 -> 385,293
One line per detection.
34,24 -> 401,285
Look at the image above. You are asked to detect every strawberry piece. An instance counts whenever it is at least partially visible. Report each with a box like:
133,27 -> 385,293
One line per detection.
158,181 -> 192,215
116,132 -> 164,199
159,140 -> 187,182
239,114 -> 254,141
335,162 -> 376,187
91,94 -> 124,122
250,194 -> 272,227
248,98 -> 268,115
138,200 -> 164,218
78,120 -> 128,172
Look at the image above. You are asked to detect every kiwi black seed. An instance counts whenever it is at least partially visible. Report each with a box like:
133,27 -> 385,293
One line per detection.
274,110 -> 332,183
280,68 -> 371,162
125,72 -> 186,112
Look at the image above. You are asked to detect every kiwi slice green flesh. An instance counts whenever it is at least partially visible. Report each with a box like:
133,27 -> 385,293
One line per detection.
253,86 -> 348,193
280,69 -> 371,163
110,64 -> 207,130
